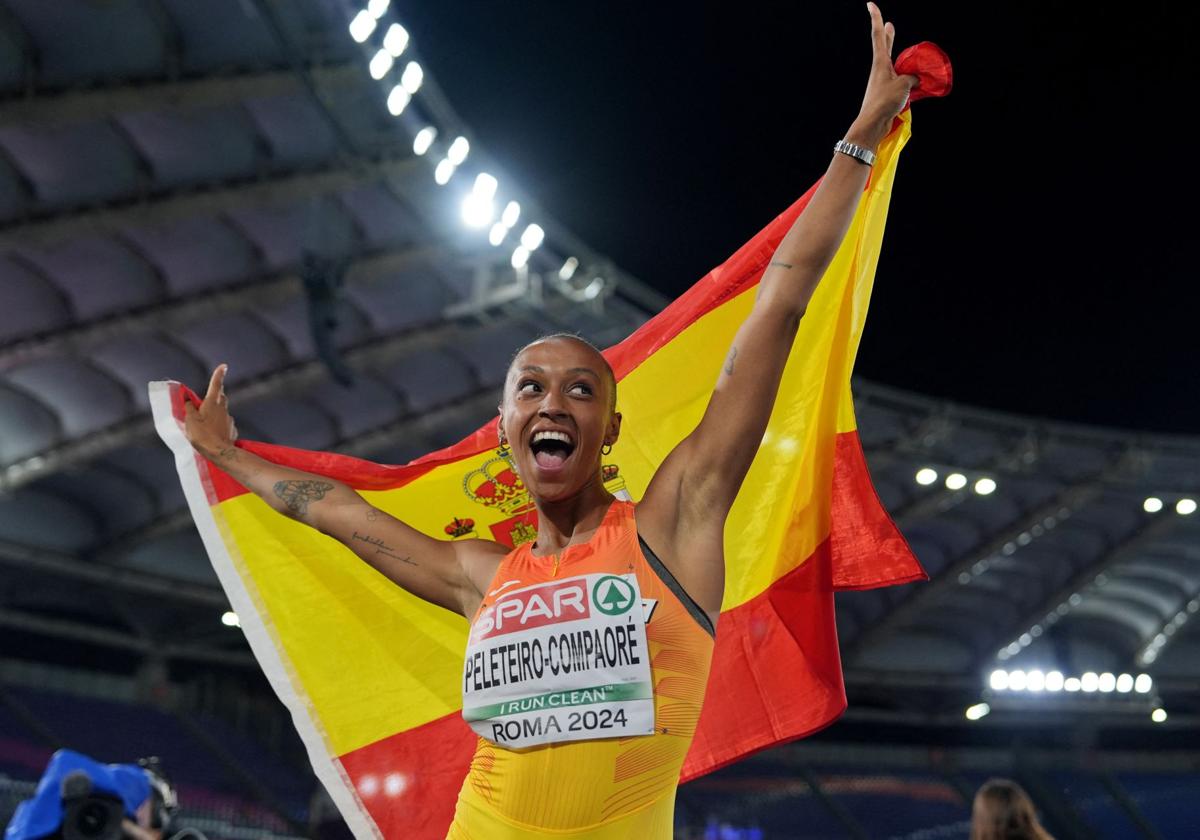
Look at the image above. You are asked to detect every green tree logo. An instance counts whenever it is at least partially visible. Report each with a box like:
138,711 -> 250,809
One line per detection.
593,576 -> 636,616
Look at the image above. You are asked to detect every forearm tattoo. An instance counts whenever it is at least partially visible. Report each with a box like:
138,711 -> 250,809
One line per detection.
769,260 -> 794,269
724,346 -> 738,376
352,531 -> 417,566
273,480 -> 334,517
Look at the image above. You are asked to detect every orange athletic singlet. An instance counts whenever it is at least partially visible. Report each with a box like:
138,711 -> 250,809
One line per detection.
447,500 -> 716,839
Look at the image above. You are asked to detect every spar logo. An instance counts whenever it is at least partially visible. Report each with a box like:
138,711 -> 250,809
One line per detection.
473,578 -> 591,641
592,576 -> 635,616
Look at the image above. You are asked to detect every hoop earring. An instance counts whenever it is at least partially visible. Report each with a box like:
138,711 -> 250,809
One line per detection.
497,434 -> 511,459
601,442 -> 613,456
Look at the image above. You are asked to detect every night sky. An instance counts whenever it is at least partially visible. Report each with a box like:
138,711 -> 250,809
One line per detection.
400,1 -> 1195,434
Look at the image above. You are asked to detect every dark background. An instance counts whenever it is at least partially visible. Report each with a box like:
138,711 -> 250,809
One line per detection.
400,1 -> 1195,433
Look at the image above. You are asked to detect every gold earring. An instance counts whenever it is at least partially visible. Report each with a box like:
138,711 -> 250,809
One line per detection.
497,432 -> 511,459
601,442 -> 613,456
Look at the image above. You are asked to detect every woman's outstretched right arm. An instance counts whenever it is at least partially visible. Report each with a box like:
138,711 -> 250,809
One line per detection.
183,364 -> 506,618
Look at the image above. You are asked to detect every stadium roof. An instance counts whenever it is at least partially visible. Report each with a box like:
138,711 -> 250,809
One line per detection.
1,0 -> 1197,736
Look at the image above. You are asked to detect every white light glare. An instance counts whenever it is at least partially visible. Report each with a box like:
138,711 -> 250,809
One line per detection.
1143,496 -> 1164,513
434,158 -> 455,185
520,224 -> 545,251
583,277 -> 604,300
1008,669 -> 1028,691
945,473 -> 968,491
499,201 -> 521,228
1026,670 -> 1045,692
369,49 -> 394,80
221,610 -> 240,628
1081,672 -> 1099,692
383,23 -> 409,56
473,173 -> 499,200
974,477 -> 997,495
386,85 -> 410,115
1178,498 -> 1198,516
989,669 -> 1009,691
1116,673 -> 1134,693
488,222 -> 507,246
1064,677 -> 1081,692
1134,673 -> 1153,694
367,0 -> 389,18
383,773 -> 407,797
349,10 -> 376,42
1045,671 -> 1064,692
559,257 -> 579,281
413,126 -> 437,156
965,702 -> 990,721
511,246 -> 530,269
915,467 -> 938,486
447,136 -> 470,165
358,774 -> 379,796
401,61 -> 424,94
1151,708 -> 1167,723
460,193 -> 494,228
1097,672 -> 1116,693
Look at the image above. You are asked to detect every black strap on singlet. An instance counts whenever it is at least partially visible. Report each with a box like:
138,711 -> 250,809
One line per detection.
637,535 -> 716,638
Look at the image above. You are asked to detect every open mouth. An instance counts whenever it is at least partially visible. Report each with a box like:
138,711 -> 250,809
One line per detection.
529,430 -> 576,471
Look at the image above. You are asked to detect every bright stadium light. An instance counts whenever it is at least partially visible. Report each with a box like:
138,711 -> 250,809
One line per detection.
1098,672 -> 1116,693
974,477 -> 997,495
915,467 -> 938,486
448,136 -> 470,165
1151,708 -> 1167,723
945,472 -> 967,490
383,23 -> 409,56
434,158 -> 455,185
488,222 -> 507,246
221,611 -> 240,628
582,277 -> 605,300
1045,670 -> 1064,692
501,200 -> 521,228
511,245 -> 530,269
401,61 -> 424,94
1143,496 -> 1164,513
1081,672 -> 1099,692
369,48 -> 394,80
559,257 -> 579,281
386,85 -> 411,115
349,10 -> 376,42
520,223 -> 545,250
460,193 -> 493,228
1177,498 -> 1198,515
965,702 -> 990,721
1135,673 -> 1153,694
473,172 -> 499,200
367,0 -> 389,18
989,669 -> 1009,691
1116,673 -> 1134,693
1026,670 -> 1045,692
413,126 -> 437,156
1064,676 -> 1081,692
1008,670 -> 1028,691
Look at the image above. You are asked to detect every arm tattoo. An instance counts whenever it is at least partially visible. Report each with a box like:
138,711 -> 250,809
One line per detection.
352,531 -> 417,566
724,346 -> 738,376
365,507 -> 379,521
217,446 -> 238,463
769,260 -> 795,270
273,480 -> 334,517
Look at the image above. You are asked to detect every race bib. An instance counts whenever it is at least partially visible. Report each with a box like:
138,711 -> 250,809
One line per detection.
462,572 -> 655,748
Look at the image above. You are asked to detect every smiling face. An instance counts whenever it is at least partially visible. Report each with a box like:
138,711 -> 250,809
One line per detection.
499,336 -> 620,502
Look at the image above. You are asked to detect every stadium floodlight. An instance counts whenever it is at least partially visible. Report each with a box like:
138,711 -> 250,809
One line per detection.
1080,671 -> 1099,692
401,61 -> 424,94
349,10 -> 376,42
1097,672 -> 1116,693
1151,708 -> 1167,723
221,611 -> 240,628
559,257 -> 579,281
1045,670 -> 1064,692
1177,498 -> 1198,515
583,277 -> 605,300
413,126 -> 437,156
1064,676 -> 1081,692
989,669 -> 1009,691
1026,670 -> 1045,692
369,49 -> 394,80
434,158 -> 455,185
511,245 -> 530,269
501,200 -> 521,228
1116,673 -> 1134,693
473,173 -> 499,200
386,85 -> 411,115
460,193 -> 494,228
945,472 -> 967,490
1143,496 -> 1164,513
1018,633 -> 1032,647
383,23 -> 409,56
915,467 -> 938,486
448,136 -> 470,165
1007,670 -> 1028,691
965,702 -> 990,721
488,222 -> 507,246
520,224 -> 546,251
367,0 -> 389,18
974,477 -> 997,495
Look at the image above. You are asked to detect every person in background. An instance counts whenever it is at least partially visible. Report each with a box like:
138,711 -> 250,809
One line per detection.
969,778 -> 1055,840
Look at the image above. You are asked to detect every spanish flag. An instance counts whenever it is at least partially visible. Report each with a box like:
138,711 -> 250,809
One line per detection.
152,45 -> 948,840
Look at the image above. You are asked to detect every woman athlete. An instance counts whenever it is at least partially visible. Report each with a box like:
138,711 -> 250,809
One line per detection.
183,4 -> 916,837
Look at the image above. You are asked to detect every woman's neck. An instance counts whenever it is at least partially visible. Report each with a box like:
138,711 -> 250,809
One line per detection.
531,478 -> 614,556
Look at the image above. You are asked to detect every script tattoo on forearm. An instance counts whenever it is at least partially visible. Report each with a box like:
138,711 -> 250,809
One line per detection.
724,346 -> 738,376
352,531 -> 417,566
770,260 -> 794,270
273,480 -> 334,517
216,446 -> 238,463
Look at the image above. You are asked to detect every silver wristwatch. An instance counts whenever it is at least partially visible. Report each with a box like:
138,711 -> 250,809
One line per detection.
833,139 -> 876,167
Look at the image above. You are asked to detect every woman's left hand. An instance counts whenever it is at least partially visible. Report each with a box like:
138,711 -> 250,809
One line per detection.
854,3 -> 919,145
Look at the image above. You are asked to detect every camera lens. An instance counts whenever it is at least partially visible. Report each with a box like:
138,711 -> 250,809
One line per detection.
76,802 -> 112,837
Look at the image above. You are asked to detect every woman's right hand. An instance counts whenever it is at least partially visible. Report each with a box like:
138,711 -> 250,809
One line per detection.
184,364 -> 239,461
